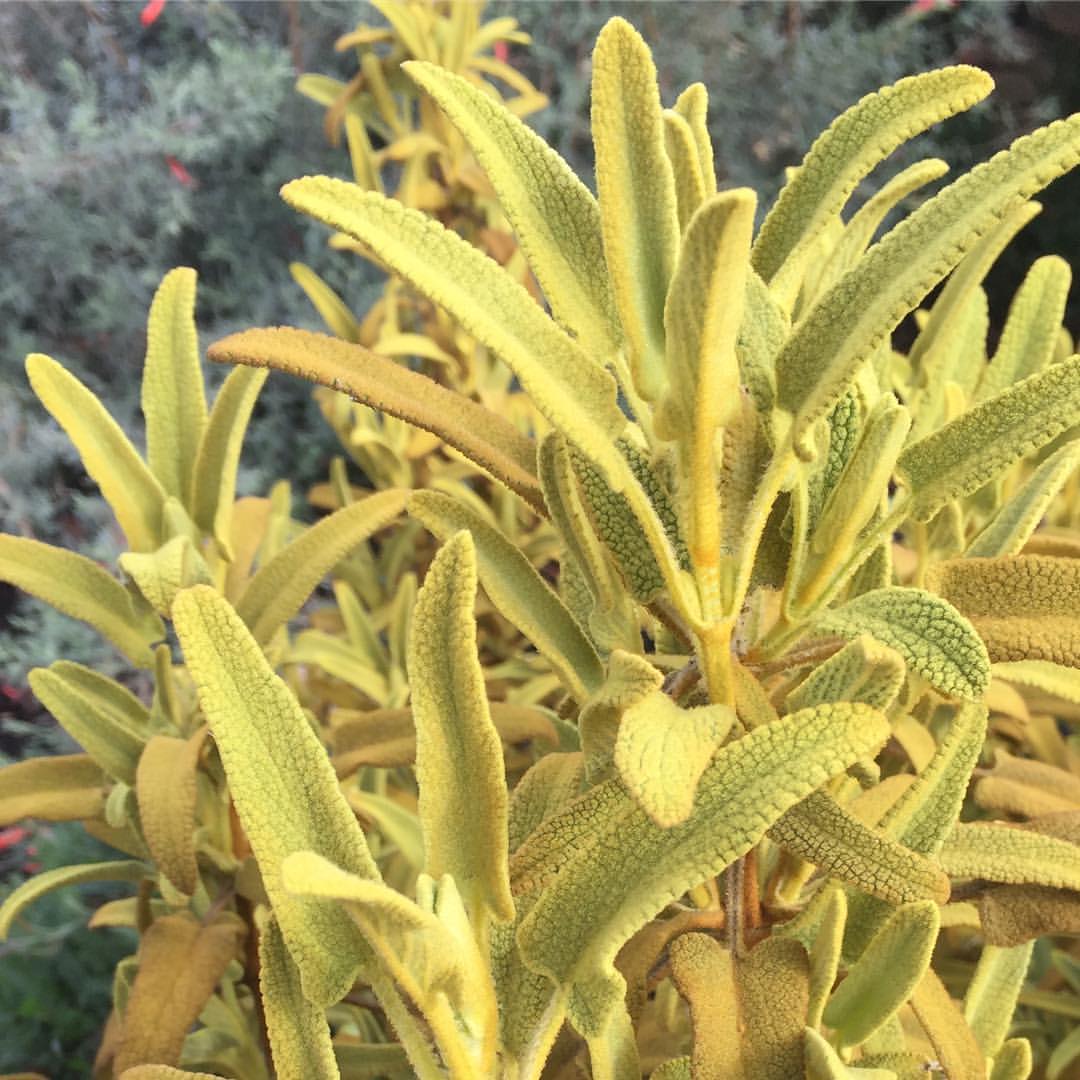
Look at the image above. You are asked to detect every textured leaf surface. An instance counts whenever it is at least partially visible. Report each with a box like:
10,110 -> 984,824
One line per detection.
141,267 -> 207,504
208,329 -> 541,510
964,942 -> 1034,1059
909,970 -> 985,1080
119,535 -> 212,616
939,822 -> 1080,890
0,535 -> 163,666
0,754 -> 108,827
409,531 -> 513,922
804,1027 -> 898,1079
977,883 -> 1080,946
814,587 -> 990,700
289,260 -> 360,341
669,932 -> 740,1079
737,936 -> 811,1080
785,635 -> 906,713
991,659 -> 1080,703
172,586 -> 375,1007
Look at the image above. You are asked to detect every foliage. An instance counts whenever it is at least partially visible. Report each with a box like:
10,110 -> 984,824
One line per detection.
4,2 -> 1080,1079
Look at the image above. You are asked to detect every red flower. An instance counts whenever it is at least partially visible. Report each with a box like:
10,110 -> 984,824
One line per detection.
165,155 -> 196,188
140,0 -> 166,28
0,826 -> 29,851
493,40 -> 509,63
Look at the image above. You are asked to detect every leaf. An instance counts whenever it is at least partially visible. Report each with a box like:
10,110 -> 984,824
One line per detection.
25,353 -> 166,552
136,730 -> 206,895
614,691 -> 734,826
939,822 -> 1080,890
664,110 -> 707,230
737,936 -> 811,1080
0,860 -> 145,940
0,754 -> 108,826
974,751 -> 1080,817
408,490 -> 604,699
785,635 -> 906,713
408,531 -> 513,923
806,886 -> 846,1030
278,179 -> 627,477
259,917 -> 339,1080
673,82 -> 715,194
0,535 -> 164,666
333,1043 -> 411,1079
290,261 -> 360,342
172,585 -> 376,1007
773,111 -> 1080,450
119,1068 -> 227,1080
207,329 -> 542,511
964,942 -> 1034,1059
141,267 -> 207,504
189,366 -> 269,559
966,440 -> 1080,557
591,16 -> 680,401
814,587 -> 990,700
119,535 -> 213,616
753,67 -> 992,289
978,884 -> 1080,946
28,662 -> 147,785
403,61 -> 621,359
669,932 -> 741,1079
991,659 -> 1080,703
346,789 -> 425,872
804,1028 -> 898,1079
990,1039 -> 1033,1080
114,912 -> 244,1072
237,490 -> 407,645
823,900 -> 940,1049
909,969 -> 986,1080
898,355 -> 1080,521
516,702 -> 889,1034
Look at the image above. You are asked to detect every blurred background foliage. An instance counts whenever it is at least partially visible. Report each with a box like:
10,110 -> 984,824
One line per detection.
1,1 -> 1079,1075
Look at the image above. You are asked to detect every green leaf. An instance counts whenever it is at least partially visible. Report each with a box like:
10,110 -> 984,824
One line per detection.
991,659 -> 1080,703
278,178 -> 627,477
28,662 -> 147,785
516,702 -> 889,1035
408,490 -> 604,699
0,754 -> 108,826
346,789 -> 425,872
753,67 -> 992,294
785,635 -> 906,713
823,900 -> 940,1049
172,585 -> 376,1008
189,365 -> 269,560
806,886 -> 846,1030
910,970 -> 986,1080
990,1039 -> 1033,1080
333,1042 -> 411,1080
207,328 -> 542,512
774,111 -> 1080,451
259,917 -> 340,1080
408,531 -> 513,923
591,16 -> 680,401
804,1028 -> 897,1079
0,860 -> 145,939
26,353 -> 166,552
964,942 -> 1034,1059
402,61 -> 620,359
898,355 -> 1080,521
141,267 -> 207,505
814,587 -> 990,700
237,490 -> 407,645
939,822 -> 1080,890
289,261 -> 360,342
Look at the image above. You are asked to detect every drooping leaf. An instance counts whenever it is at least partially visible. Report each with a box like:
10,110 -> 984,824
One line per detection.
0,535 -> 164,666
804,1027 -> 898,1079
25,353 -> 166,552
991,659 -> 1080,703
172,585 -> 376,1007
207,329 -> 542,511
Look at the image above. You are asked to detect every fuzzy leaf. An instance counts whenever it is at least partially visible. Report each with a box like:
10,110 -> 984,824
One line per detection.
806,886 -> 847,1030
0,860 -> 145,940
172,585 -> 376,1008
909,970 -> 986,1080
753,67 -> 992,288
207,329 -> 542,511
0,536 -> 164,667
673,82 -> 715,193
785,635 -> 906,713
990,1040 -> 1033,1080
824,900 -> 940,1049
591,16 -> 680,401
899,355 -> 1080,521
517,702 -> 888,1034
279,179 -> 627,476
120,1068 -> 226,1080
259,917 -> 339,1080
26,353 -> 166,552
939,822 -> 1080,890
991,659 -> 1080,703
289,261 -> 360,342
237,490 -> 407,645
804,1028 -> 898,1079
141,268 -> 207,504
0,754 -> 108,826
189,365 -> 268,559
403,61 -> 620,359
737,937 -> 812,1080
978,884 -> 1080,946
964,942 -> 1034,1059
120,535 -> 213,616
664,110 -> 707,230
814,587 -> 990,700
408,531 -> 513,923
409,490 -> 604,699
669,932 -> 741,1079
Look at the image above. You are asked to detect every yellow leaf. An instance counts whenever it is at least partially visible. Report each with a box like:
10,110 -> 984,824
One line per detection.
0,754 -> 108,827
663,110 -> 707,231
909,969 -> 986,1080
290,261 -> 361,342
939,822 -> 1080,890
119,536 -> 213,616
669,932 -> 741,1079
736,937 -> 811,1080
977,883 -> 1080,946
964,942 -> 1034,1059
673,82 -> 715,195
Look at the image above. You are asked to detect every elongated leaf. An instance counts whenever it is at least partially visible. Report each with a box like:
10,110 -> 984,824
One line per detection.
26,353 -> 166,552
403,61 -> 620,358
753,67 -> 992,287
967,440 -> 1080,556
824,900 -> 940,1049
669,932 -> 741,1079
259,917 -> 339,1080
409,490 -> 603,699
278,179 -> 627,477
664,110 -> 707,230
673,82 -> 715,194
591,16 -> 680,401
786,635 -> 906,713
189,365 -> 269,558
28,663 -> 146,785
120,1068 -> 226,1080
141,268 -> 207,504
237,490 -> 407,645
909,969 -> 985,1080
806,886 -> 847,1030
517,702 -> 888,1034
990,1039 -> 1033,1080
0,536 -> 163,667
333,1043 -> 411,1079
114,913 -> 244,1072
978,883 -> 1080,946
964,942 -> 1034,1058
774,111 -> 1080,449
814,587 -> 990,700
208,329 -> 542,511
172,586 -> 376,1007
0,754 -> 108,826
939,822 -> 1080,890
290,261 -> 360,342
899,355 -> 1080,521
0,859 -> 145,939
119,535 -> 213,616
991,659 -> 1080,703
408,531 -> 513,923
737,937 -> 812,1080
805,1028 -> 897,1079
